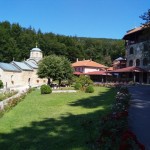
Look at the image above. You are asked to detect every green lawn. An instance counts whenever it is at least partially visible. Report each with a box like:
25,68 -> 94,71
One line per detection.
0,87 -> 116,150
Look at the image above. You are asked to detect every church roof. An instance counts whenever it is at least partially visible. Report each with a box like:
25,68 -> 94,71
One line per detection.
0,62 -> 21,72
31,47 -> 41,52
25,61 -> 38,69
115,57 -> 125,61
11,61 -> 33,71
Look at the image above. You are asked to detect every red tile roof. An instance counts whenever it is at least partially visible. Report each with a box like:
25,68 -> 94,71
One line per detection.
109,66 -> 146,73
72,60 -> 108,68
123,25 -> 148,39
73,72 -> 83,75
107,67 -> 113,71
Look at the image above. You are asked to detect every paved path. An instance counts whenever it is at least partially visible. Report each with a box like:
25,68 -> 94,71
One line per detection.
128,85 -> 150,150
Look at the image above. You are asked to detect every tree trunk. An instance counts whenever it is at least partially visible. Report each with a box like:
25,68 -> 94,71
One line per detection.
58,79 -> 61,87
47,78 -> 51,85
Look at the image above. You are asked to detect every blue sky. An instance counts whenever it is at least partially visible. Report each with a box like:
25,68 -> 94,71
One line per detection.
0,0 -> 150,39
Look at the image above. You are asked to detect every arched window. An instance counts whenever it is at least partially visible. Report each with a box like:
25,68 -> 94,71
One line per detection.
129,47 -> 134,54
143,58 -> 148,66
136,59 -> 140,66
129,60 -> 133,66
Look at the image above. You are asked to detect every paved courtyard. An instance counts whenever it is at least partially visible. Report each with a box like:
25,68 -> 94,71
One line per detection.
128,85 -> 150,150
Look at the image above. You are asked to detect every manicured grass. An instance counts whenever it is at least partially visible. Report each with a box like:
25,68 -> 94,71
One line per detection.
0,87 -> 116,150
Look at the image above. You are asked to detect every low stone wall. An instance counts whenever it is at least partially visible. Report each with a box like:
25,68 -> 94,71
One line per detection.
0,90 -> 27,111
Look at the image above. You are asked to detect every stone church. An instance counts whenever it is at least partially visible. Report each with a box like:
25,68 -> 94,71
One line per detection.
0,46 -> 47,89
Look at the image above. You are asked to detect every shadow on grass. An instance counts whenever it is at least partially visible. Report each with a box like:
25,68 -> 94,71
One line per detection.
69,88 -> 116,109
0,88 -> 116,150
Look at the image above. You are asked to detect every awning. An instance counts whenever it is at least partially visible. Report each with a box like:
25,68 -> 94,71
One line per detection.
84,71 -> 112,76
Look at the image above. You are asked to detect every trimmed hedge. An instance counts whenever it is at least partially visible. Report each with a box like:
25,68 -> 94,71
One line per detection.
85,85 -> 94,93
74,83 -> 82,90
41,85 -> 52,94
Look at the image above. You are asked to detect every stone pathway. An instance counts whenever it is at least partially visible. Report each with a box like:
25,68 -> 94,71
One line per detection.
52,90 -> 76,93
128,85 -> 150,150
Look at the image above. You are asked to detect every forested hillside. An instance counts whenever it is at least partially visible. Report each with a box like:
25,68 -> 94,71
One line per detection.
0,21 -> 125,66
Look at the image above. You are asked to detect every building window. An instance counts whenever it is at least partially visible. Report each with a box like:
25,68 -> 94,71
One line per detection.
136,59 -> 140,66
143,43 -> 149,52
129,60 -> 133,66
129,47 -> 134,54
143,58 -> 148,66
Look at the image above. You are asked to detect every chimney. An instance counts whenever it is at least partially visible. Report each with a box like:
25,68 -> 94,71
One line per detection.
76,58 -> 78,62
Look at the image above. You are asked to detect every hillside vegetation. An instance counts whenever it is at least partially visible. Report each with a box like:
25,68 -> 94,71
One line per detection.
0,21 -> 125,66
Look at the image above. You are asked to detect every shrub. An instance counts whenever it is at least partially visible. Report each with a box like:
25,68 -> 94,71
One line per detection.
85,85 -> 94,93
41,85 -> 52,94
0,80 -> 3,89
75,75 -> 93,87
74,83 -> 82,90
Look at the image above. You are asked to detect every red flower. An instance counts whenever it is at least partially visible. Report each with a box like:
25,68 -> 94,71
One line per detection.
119,143 -> 132,150
121,130 -> 137,141
137,141 -> 145,150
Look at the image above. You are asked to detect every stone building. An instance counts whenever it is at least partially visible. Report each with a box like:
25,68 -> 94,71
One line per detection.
123,25 -> 150,83
0,46 -> 47,89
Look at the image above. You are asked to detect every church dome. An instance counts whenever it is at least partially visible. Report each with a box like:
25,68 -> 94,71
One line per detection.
31,47 -> 41,52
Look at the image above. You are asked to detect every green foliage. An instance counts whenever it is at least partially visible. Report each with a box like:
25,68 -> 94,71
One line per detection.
0,80 -> 3,89
76,75 -> 93,88
37,55 -> 73,85
74,83 -> 82,90
41,85 -> 52,94
0,21 -> 125,65
140,9 -> 150,26
85,85 -> 94,93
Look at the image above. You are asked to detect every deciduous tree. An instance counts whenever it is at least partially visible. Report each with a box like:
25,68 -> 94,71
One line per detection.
37,55 -> 73,86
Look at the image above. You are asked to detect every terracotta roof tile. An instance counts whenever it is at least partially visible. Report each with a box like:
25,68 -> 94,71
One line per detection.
107,67 -> 113,71
110,66 -> 146,72
73,72 -> 83,75
72,60 -> 108,68
123,25 -> 148,39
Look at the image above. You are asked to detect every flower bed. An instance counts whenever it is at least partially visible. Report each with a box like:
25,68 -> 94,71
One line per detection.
0,91 -> 17,102
96,86 -> 145,150
0,88 -> 34,118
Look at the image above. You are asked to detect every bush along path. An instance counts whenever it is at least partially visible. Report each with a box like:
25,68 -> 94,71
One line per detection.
0,88 -> 34,118
96,86 -> 145,150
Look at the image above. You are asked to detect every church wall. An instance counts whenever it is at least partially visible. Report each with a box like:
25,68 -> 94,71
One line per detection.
28,69 -> 47,86
0,46 -> 48,89
0,69 -> 47,89
0,69 -> 22,88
